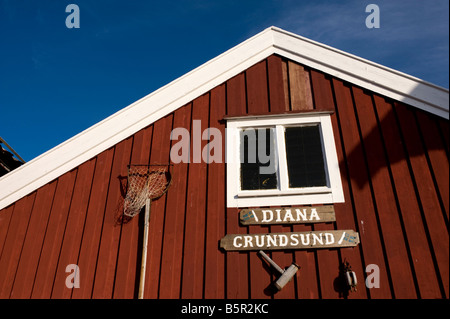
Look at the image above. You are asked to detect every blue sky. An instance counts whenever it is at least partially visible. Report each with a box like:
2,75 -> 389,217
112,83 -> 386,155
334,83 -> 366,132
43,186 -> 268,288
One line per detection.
0,0 -> 448,162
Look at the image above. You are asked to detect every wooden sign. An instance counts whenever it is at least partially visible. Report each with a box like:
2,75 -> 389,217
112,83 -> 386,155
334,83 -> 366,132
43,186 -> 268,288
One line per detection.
220,230 -> 359,251
240,206 -> 335,225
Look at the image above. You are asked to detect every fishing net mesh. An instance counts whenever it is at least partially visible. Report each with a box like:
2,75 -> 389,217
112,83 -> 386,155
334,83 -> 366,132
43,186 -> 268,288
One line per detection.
123,165 -> 171,218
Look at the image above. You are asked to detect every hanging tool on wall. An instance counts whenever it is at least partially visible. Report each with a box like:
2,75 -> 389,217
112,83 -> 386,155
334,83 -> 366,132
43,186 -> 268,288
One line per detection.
343,259 -> 357,292
258,250 -> 299,291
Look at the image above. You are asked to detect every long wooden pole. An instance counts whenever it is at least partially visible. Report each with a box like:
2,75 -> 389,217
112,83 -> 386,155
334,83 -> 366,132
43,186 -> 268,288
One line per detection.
138,198 -> 151,299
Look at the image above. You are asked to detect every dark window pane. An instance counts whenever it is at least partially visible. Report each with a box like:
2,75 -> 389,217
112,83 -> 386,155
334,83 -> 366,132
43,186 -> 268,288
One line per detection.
240,128 -> 277,190
285,125 -> 327,188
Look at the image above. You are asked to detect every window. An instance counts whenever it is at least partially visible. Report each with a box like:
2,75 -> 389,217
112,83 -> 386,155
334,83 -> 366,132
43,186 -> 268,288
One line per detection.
226,112 -> 344,207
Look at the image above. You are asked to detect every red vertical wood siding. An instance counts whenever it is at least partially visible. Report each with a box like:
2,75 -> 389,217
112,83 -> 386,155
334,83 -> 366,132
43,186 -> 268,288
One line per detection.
181,94 -> 209,299
159,104 -> 191,299
145,114 -> 173,299
226,71 -> 250,299
71,147 -> 115,298
9,181 -> 57,298
0,193 -> 36,298
310,71 -> 340,299
203,84 -> 226,299
92,136 -> 133,298
113,125 -> 153,298
0,55 -> 448,299
246,60 -> 272,299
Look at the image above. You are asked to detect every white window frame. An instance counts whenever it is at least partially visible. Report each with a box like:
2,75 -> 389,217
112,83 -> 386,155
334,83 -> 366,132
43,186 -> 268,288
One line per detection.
226,112 -> 344,208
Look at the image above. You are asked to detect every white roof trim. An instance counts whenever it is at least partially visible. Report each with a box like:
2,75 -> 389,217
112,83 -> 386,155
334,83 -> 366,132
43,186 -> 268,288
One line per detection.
0,26 -> 448,210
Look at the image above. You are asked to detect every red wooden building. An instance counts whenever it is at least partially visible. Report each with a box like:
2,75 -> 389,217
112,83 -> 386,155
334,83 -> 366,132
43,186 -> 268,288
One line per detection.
0,27 -> 448,299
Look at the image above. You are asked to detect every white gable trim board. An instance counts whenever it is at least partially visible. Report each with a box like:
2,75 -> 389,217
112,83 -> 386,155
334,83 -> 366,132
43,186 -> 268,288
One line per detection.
0,26 -> 448,210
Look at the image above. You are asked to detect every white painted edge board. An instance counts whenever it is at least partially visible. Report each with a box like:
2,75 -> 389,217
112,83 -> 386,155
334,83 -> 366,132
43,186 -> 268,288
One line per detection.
0,26 -> 448,210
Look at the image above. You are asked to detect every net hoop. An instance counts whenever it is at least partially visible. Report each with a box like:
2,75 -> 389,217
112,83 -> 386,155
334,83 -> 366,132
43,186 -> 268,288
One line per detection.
123,164 -> 171,218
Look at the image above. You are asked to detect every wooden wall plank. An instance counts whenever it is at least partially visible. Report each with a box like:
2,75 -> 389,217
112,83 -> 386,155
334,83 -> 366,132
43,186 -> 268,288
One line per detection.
144,114 -> 173,298
288,61 -> 313,111
9,181 -> 57,299
395,102 -> 449,298
310,71 -> 334,111
226,69 -> 249,299
113,125 -> 153,299
158,104 -> 191,299
375,97 -> 442,298
333,79 -> 392,298
181,93 -> 210,298
31,169 -> 77,298
0,205 -> 14,259
281,59 -> 290,111
313,198 -> 341,295
204,84 -> 226,299
225,208 -> 249,299
227,73 -> 247,116
0,193 -> 36,298
331,81 -> 367,299
309,70 -> 341,299
437,118 -> 449,154
246,60 -> 269,115
92,137 -> 133,298
267,55 -> 289,113
51,158 -> 96,299
72,147 -> 115,299
415,110 -> 449,220
354,89 -> 417,298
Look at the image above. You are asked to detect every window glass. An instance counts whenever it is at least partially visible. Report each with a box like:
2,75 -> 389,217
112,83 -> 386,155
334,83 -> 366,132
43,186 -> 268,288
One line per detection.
285,125 -> 327,188
240,128 -> 277,190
